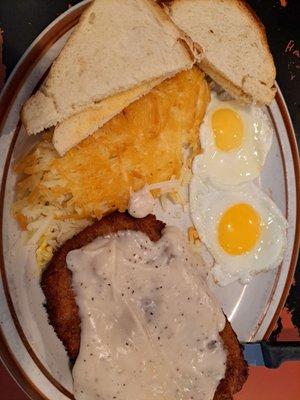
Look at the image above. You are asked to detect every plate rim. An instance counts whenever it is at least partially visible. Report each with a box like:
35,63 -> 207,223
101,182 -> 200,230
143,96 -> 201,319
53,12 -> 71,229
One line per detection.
0,2 -> 299,399
0,2 -> 89,399
261,88 -> 299,339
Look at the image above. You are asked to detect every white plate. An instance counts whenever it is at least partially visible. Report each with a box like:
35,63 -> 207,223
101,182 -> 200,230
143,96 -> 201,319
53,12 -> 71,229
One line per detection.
0,2 -> 299,399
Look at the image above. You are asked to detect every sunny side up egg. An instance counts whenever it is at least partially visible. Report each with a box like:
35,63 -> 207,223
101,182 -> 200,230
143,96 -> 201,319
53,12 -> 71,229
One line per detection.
189,179 -> 287,286
195,92 -> 273,186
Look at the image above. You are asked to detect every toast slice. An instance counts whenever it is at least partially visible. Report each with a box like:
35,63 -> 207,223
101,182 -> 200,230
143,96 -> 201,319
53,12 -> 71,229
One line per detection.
164,0 -> 276,104
41,212 -> 248,399
22,0 -> 194,136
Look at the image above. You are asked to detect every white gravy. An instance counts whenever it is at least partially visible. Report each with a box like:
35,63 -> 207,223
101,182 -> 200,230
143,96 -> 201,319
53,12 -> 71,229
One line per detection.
67,227 -> 226,400
128,187 -> 156,218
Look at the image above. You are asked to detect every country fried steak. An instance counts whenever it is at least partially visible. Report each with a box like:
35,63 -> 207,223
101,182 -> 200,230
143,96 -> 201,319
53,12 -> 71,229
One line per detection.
41,211 -> 248,400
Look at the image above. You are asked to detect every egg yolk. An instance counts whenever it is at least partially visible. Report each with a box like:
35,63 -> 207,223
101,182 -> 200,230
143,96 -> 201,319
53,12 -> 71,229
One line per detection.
212,108 -> 244,151
218,203 -> 262,255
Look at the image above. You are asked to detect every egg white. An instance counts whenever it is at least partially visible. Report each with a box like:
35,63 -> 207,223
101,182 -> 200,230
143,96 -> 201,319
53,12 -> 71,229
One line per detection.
189,178 -> 287,286
194,93 -> 273,186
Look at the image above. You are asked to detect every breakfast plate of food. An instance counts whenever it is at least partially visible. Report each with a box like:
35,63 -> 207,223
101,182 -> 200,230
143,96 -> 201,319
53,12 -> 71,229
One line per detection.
0,0 -> 299,399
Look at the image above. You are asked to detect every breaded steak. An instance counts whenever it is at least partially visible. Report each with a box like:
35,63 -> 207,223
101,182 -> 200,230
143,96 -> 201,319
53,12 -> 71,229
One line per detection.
41,211 -> 248,399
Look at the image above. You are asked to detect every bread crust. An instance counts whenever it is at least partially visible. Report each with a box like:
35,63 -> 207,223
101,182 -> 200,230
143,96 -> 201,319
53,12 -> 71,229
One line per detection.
41,211 -> 248,399
200,60 -> 252,104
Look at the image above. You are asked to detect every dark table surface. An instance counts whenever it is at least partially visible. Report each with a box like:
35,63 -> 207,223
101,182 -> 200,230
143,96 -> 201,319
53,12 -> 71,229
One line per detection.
0,0 -> 299,399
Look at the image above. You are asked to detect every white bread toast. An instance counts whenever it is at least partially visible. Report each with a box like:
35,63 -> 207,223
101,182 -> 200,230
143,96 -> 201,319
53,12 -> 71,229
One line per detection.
22,0 -> 277,155
164,0 -> 276,104
21,0 -> 194,136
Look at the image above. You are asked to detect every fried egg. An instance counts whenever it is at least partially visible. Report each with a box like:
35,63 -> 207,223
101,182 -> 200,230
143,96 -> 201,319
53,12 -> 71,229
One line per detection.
189,178 -> 287,286
194,93 -> 273,185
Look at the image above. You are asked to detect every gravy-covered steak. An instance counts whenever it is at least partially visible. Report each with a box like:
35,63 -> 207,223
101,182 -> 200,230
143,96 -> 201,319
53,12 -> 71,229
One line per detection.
41,212 -> 247,400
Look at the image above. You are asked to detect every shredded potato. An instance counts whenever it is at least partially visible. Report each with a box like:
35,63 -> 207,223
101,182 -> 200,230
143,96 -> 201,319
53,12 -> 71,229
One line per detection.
13,67 -> 210,261
188,227 -> 200,244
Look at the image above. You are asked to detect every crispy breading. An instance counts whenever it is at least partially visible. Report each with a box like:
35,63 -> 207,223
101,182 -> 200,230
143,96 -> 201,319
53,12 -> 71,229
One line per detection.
41,211 -> 247,399
215,321 -> 248,400
41,212 -> 165,361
